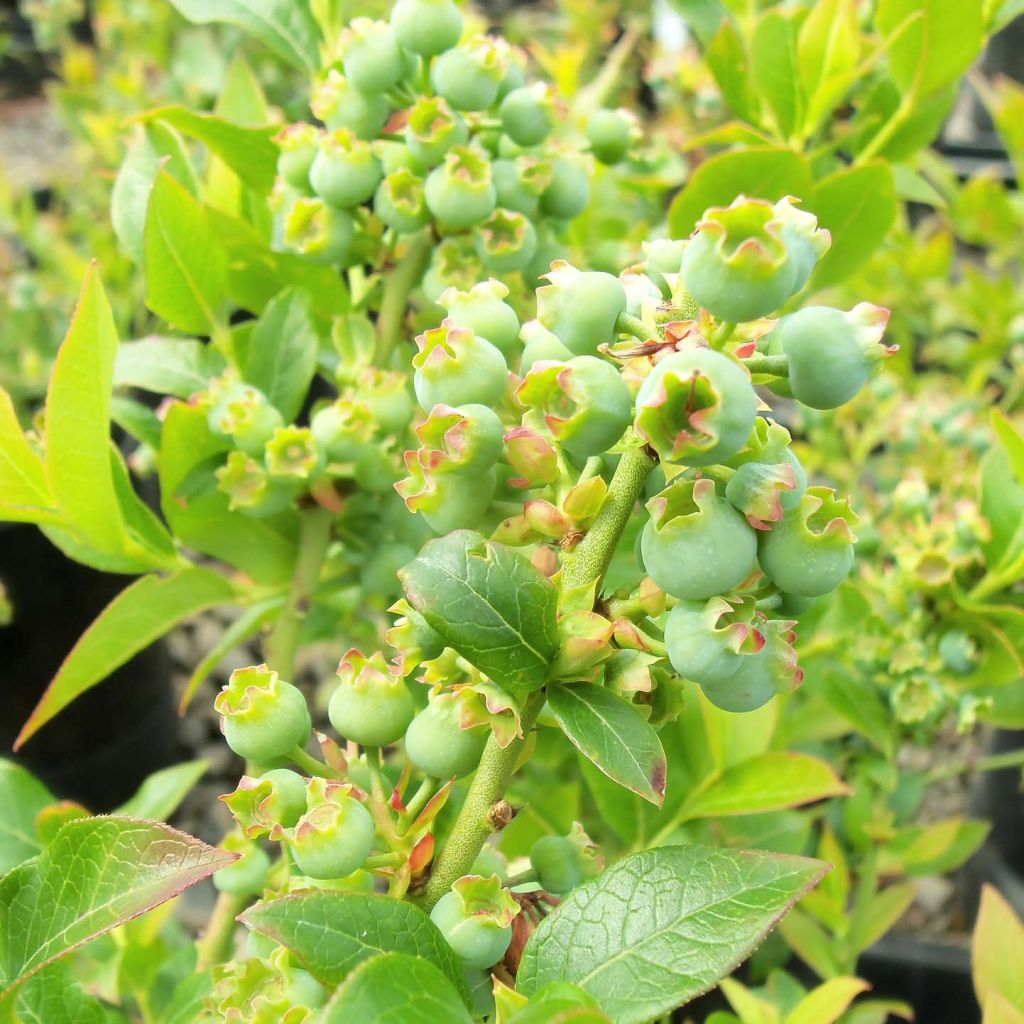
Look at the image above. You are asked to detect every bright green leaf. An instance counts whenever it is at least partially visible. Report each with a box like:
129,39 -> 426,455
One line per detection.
0,390 -> 59,527
668,147 -> 813,238
166,0 -> 321,72
548,684 -> 666,805
807,659 -> 895,757
879,817 -> 989,876
705,19 -> 758,125
973,884 -> 1024,1012
115,761 -> 208,821
751,10 -> 805,140
114,337 -> 225,399
847,883 -> 915,954
240,891 -> 470,1002
0,762 -> 53,876
15,568 -> 235,749
517,845 -> 828,1023
321,953 -> 473,1023
0,817 -> 232,997
785,977 -> 869,1024
984,993 -> 1024,1024
720,977 -> 779,1024
399,531 -> 560,701
797,0 -> 859,136
144,169 -> 227,335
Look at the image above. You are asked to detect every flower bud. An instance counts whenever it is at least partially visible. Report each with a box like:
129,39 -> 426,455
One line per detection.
536,261 -> 627,356
503,426 -> 560,486
439,280 -> 520,354
413,322 -> 508,410
429,874 -> 520,969
215,664 -> 312,763
635,348 -> 757,466
552,610 -> 615,679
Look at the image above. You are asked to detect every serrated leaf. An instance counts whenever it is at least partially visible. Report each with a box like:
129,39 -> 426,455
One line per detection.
517,845 -> 827,1023
0,762 -> 53,875
321,952 -> 473,1023
0,817 -> 232,997
241,289 -> 319,421
115,761 -> 208,822
974,884 -> 1024,1012
15,569 -> 236,749
240,891 -> 470,1002
399,531 -> 559,701
680,752 -> 849,820
166,0 -> 321,72
548,684 -> 666,805
0,389 -> 59,527
114,337 -> 225,399
144,169 -> 227,335
668,147 -> 813,238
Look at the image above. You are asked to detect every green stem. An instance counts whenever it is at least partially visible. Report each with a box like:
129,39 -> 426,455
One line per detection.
288,744 -> 343,780
265,507 -> 333,679
196,891 -> 246,969
397,777 -> 438,835
416,694 -> 545,911
615,311 -> 651,343
925,746 -> 1024,783
377,231 -> 433,365
743,354 -> 789,377
561,446 -> 657,592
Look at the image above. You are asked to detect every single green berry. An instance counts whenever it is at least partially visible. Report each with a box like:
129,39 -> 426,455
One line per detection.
424,146 -> 497,230
499,83 -> 555,147
206,374 -> 284,457
540,156 -> 590,220
265,425 -> 324,482
406,95 -> 468,168
772,196 -> 830,293
214,664 -> 311,763
274,123 -> 321,194
216,451 -> 298,518
213,835 -> 271,897
328,648 -> 416,746
390,0 -> 462,57
310,70 -> 391,140
529,824 -> 598,894
346,367 -> 414,436
339,18 -> 405,94
309,128 -> 383,210
429,874 -> 520,969
414,403 -> 505,472
375,168 -> 430,234
725,456 -> 804,529
258,768 -> 308,828
665,597 -> 755,686
439,279 -> 520,354
311,398 -> 376,463
586,108 -> 637,165
431,37 -> 508,111
412,322 -> 508,409
286,779 -> 375,880
491,156 -> 552,218
396,453 -> 497,533
536,260 -> 626,355
519,320 -> 572,374
475,207 -> 538,273
938,629 -> 978,676
404,692 -> 488,778
278,195 -> 355,265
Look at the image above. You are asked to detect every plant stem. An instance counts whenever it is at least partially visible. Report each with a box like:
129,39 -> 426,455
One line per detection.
561,446 -> 657,592
377,231 -> 433,365
397,777 -> 438,835
196,891 -> 246,969
288,743 -> 343,779
417,693 -> 545,912
743,354 -> 789,377
616,311 -> 652,343
925,746 -> 1024,783
265,507 -> 333,679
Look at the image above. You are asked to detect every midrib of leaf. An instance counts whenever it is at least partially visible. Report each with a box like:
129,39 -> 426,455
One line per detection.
155,208 -> 218,331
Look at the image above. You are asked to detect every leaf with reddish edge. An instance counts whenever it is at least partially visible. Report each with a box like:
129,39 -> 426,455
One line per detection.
390,761 -> 413,813
410,834 -> 434,877
412,779 -> 455,833
0,816 -> 233,998
317,732 -> 348,776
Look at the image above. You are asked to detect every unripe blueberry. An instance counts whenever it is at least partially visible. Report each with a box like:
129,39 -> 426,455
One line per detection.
220,769 -> 308,835
404,692 -> 488,778
214,664 -> 311,763
328,648 -> 416,746
681,196 -> 797,322
414,403 -> 505,472
429,874 -> 520,969
665,597 -> 754,686
395,452 -> 497,533
274,123 -> 321,194
213,835 -> 270,897
641,478 -> 758,600
206,374 -> 284,457
412,322 -> 508,409
643,238 -> 687,277
475,208 -> 538,273
425,146 -> 497,230
938,630 -> 978,676
310,70 -> 390,140
771,196 -> 830,294
339,18 -> 404,94
529,823 -> 599,894
540,157 -> 590,220
766,303 -> 892,410
405,95 -> 468,168
536,261 -> 627,355
311,398 -> 375,463
621,271 -> 663,317
634,348 -> 757,466
390,0 -> 462,58
309,129 -> 383,210
432,37 -> 508,112
347,367 -> 415,436
491,157 -> 552,218
499,83 -> 555,147
421,236 -> 480,304
277,195 -> 355,265
439,279 -> 520,354
265,425 -> 324,482
375,168 -> 430,234
517,356 -> 631,460
587,108 -> 638,165
725,456 -> 803,529
758,487 -> 858,597
519,320 -> 573,373
286,779 -> 375,880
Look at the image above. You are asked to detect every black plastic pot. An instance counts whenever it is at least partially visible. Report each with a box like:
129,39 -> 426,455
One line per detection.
0,523 -> 178,810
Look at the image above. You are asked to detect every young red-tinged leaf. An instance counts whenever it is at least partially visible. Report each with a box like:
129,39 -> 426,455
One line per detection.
517,845 -> 829,1024
973,884 -> 1024,1012
412,779 -> 455,833
390,760 -> 413,812
317,732 -> 349,776
0,817 -> 232,998
15,568 -> 236,749
409,834 -> 435,877
547,683 -> 666,806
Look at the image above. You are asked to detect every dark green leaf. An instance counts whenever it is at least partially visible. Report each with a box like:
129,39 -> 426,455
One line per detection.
240,891 -> 470,1002
548,684 -> 666,806
115,337 -> 224,399
517,845 -> 828,1023
399,531 -> 560,701
0,762 -> 53,875
241,289 -> 320,420
0,817 -> 232,997
322,952 -> 473,1023
166,0 -> 321,72
668,147 -> 813,238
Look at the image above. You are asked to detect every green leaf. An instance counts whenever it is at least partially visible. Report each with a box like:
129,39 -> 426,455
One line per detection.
984,993 -> 1024,1024
784,977 -> 869,1024
399,531 -> 560,701
15,569 -> 235,749
115,761 -> 208,821
13,962 -> 122,1024
111,123 -> 198,265
0,762 -> 53,875
158,402 -> 298,585
667,0 -> 727,47
797,0 -> 859,136
808,660 -> 894,757
508,983 -> 611,1023
0,389 -> 60,527
517,845 -> 828,1023
137,106 -> 278,193
548,684 -> 666,806
156,969 -> 214,1024
777,907 -> 842,979
241,289 -> 320,421
876,0 -> 984,98
808,162 -> 896,289
321,952 -> 472,1023
879,817 -> 989,876
973,884 -> 1024,1012
705,19 -> 758,125
115,337 -> 225,399
144,168 -> 227,335
668,147 -> 813,238
0,816 -> 232,997
847,882 -> 915,954
240,891 -> 470,1002
980,445 -> 1024,568
166,0 -> 321,72
992,410 -> 1024,484
680,752 -> 849,820
110,396 -> 163,449
751,10 -> 805,140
